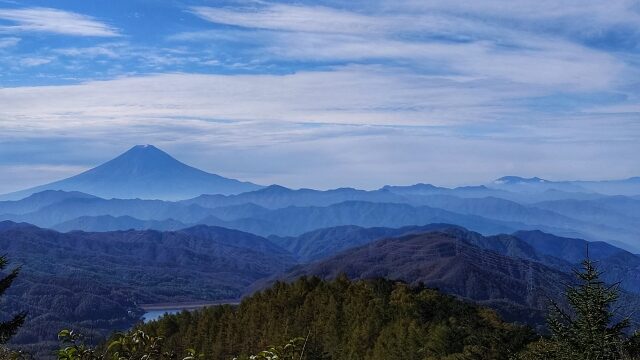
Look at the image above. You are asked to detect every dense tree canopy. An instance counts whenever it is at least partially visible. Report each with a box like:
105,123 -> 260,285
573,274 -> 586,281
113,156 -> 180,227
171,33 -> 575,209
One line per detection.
138,276 -> 535,360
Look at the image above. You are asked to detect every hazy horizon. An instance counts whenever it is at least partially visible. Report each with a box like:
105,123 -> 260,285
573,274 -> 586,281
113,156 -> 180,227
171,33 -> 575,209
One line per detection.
1,143 -> 638,195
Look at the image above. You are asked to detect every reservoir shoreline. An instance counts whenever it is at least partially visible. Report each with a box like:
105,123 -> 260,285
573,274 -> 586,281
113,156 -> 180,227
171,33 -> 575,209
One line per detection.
140,300 -> 241,322
140,299 -> 240,311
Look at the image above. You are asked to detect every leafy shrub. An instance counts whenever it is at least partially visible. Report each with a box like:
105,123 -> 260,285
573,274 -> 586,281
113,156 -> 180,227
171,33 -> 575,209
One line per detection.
55,329 -> 200,360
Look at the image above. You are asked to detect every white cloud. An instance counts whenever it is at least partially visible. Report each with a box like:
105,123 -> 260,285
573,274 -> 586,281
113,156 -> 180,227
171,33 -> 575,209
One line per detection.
190,4 -> 385,35
0,68 -> 638,190
0,36 -> 18,48
19,56 -> 52,67
0,7 -> 120,37
0,1 -> 639,190
53,44 -> 122,58
391,0 -> 640,30
0,68 -> 539,130
187,2 -> 631,90
263,33 -> 623,90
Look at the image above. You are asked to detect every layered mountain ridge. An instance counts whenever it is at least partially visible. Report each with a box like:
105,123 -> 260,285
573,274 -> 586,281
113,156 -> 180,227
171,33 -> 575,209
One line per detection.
2,182 -> 639,251
2,145 -> 639,357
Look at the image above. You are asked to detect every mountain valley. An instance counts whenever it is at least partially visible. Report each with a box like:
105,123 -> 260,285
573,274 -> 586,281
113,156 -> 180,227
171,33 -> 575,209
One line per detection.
0,145 -> 639,357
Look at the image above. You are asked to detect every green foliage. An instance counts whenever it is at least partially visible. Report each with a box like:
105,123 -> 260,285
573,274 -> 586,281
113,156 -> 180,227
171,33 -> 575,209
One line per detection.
625,332 -> 640,359
0,256 -> 26,345
0,346 -> 32,360
138,276 -> 535,360
233,337 -> 308,360
56,330 -> 98,360
0,255 -> 26,359
55,329 -> 201,360
515,259 -> 639,360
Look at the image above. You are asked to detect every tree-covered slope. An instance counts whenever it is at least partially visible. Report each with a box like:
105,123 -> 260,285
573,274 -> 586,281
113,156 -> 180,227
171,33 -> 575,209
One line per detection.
513,230 -> 640,294
268,223 -> 466,262
266,231 -> 573,326
0,222 -> 295,355
139,277 -> 535,360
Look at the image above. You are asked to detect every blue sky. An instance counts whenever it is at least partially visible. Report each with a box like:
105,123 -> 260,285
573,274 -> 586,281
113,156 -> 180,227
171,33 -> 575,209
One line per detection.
0,0 -> 639,192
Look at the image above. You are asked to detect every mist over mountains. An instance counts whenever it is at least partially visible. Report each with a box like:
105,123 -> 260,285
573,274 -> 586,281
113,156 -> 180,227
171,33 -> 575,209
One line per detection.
2,144 -> 640,355
1,145 -> 639,251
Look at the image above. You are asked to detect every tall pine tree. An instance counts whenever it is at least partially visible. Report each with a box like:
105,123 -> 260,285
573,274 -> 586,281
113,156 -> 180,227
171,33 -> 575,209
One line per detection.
517,258 -> 635,360
0,255 -> 26,344
547,259 -> 629,359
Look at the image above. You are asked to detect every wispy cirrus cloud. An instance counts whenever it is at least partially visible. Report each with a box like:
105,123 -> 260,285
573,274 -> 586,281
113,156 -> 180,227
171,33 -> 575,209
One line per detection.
190,4 -> 385,35
53,44 -> 122,59
0,68 -> 638,192
0,35 -> 18,48
19,56 -> 53,67
187,1 -> 634,90
0,67 -> 538,129
0,7 -> 120,37
391,0 -> 640,34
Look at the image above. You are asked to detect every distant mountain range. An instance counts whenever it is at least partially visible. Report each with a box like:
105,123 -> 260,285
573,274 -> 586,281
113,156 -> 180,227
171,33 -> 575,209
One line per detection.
2,144 -> 639,355
490,175 -> 640,196
0,190 -> 586,239
1,145 -> 262,201
2,144 -> 638,202
2,183 -> 639,251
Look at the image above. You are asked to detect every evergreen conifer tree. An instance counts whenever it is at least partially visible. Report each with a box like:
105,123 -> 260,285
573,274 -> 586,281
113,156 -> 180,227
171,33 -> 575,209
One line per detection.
546,258 -> 629,359
0,255 -> 26,344
518,258 -> 635,360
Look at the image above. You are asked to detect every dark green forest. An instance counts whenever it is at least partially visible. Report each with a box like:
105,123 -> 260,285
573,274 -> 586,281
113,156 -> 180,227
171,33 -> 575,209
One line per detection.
139,276 -> 536,359
2,260 -> 640,359
132,262 -> 640,360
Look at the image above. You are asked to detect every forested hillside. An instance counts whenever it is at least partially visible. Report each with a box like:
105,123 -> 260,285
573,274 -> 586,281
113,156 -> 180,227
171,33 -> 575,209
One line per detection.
0,221 -> 295,356
266,230 -> 572,326
139,277 -> 535,360
4,219 -> 639,357
262,228 -> 640,327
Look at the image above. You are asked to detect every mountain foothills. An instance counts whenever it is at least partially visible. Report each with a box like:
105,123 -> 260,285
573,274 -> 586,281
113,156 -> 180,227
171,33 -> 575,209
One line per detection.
263,227 -> 640,326
2,220 -> 640,357
0,221 -> 294,356
0,145 -> 639,358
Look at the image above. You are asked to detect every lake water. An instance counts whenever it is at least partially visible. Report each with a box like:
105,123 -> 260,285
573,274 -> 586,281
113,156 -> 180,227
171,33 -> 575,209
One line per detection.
141,301 -> 240,322
142,308 -> 184,322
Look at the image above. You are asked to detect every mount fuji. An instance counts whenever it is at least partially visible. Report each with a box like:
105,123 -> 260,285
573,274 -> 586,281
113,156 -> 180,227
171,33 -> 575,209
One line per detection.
1,145 -> 262,200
